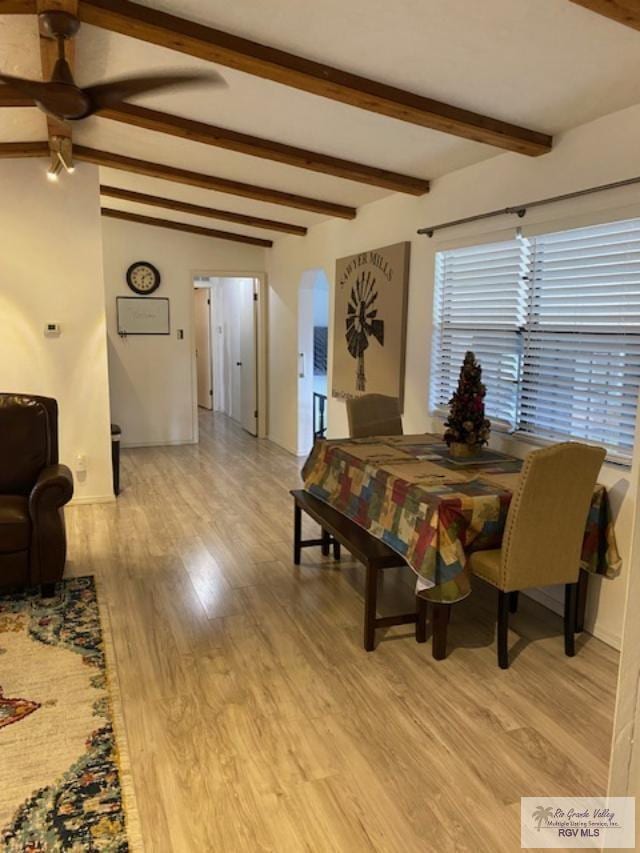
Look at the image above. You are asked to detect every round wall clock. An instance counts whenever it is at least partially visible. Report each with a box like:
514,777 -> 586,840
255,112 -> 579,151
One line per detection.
126,261 -> 161,295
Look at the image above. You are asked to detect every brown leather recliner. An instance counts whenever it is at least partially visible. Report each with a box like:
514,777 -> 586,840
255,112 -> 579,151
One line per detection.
0,394 -> 73,594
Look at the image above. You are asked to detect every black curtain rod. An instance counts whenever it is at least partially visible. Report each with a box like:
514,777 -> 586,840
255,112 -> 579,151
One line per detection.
417,175 -> 640,238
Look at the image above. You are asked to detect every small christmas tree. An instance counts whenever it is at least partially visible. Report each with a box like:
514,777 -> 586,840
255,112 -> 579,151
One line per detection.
443,351 -> 491,449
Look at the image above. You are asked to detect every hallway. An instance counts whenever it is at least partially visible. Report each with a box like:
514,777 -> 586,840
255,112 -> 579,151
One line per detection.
65,413 -> 619,852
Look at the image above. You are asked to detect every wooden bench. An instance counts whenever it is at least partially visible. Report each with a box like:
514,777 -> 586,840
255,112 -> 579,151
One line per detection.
291,489 -> 430,651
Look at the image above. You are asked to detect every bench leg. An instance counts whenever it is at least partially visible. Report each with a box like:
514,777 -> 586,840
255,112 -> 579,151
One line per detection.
509,591 -> 519,614
293,503 -> 302,565
565,582 -> 577,658
321,528 -> 330,557
333,538 -> 341,561
431,603 -> 449,660
416,596 -> 428,644
497,591 -> 510,669
576,569 -> 588,633
364,563 -> 378,652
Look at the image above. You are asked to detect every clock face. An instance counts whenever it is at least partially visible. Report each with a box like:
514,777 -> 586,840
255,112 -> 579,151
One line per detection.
126,261 -> 161,295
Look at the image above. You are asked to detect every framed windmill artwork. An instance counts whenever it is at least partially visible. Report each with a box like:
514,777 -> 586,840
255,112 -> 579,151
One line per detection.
332,242 -> 410,406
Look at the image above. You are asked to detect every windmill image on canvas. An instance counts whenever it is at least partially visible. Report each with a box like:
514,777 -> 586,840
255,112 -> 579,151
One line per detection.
333,242 -> 410,405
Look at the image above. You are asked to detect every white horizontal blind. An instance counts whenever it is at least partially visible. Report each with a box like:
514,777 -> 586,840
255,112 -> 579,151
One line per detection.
520,220 -> 640,462
430,239 -> 528,429
430,219 -> 640,462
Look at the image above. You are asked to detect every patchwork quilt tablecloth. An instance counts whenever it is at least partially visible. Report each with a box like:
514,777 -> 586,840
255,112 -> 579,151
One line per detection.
301,434 -> 622,604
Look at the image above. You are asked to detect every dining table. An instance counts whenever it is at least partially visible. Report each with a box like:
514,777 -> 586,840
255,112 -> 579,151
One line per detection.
301,433 -> 622,605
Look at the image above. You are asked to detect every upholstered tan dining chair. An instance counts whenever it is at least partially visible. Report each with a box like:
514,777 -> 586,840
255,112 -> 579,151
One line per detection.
467,442 -> 605,669
346,394 -> 403,438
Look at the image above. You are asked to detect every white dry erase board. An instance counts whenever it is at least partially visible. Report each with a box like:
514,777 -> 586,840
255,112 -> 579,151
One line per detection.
117,297 -> 170,335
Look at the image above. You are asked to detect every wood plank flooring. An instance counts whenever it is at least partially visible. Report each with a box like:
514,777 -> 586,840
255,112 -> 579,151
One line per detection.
65,413 -> 619,852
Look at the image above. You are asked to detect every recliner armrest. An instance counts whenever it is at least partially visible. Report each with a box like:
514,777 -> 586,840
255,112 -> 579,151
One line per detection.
29,464 -> 74,515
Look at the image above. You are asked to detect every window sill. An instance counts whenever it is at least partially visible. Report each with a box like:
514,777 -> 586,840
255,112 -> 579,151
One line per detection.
428,410 -> 631,470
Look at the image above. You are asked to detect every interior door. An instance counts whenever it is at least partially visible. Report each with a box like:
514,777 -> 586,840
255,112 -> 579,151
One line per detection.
194,288 -> 212,410
239,278 -> 258,435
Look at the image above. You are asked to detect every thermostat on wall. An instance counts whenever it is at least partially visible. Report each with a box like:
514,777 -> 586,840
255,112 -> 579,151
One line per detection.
44,323 -> 61,337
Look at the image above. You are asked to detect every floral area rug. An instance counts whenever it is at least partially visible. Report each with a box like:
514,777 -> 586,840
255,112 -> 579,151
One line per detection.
0,576 -> 142,851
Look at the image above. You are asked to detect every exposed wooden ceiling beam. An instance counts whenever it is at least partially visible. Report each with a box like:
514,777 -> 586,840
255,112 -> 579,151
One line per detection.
97,104 -> 430,195
0,96 -> 430,196
4,0 -> 552,155
100,184 -> 307,235
37,0 -> 78,161
2,1 -> 37,12
0,141 -> 49,157
101,207 -> 273,247
75,145 -> 357,218
568,0 -> 640,30
72,0 -> 552,156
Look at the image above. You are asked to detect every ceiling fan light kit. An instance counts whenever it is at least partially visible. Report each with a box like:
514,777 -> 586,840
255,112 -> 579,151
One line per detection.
46,135 -> 74,180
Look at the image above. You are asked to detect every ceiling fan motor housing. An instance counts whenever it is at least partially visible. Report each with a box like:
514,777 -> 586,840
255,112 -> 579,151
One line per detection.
38,10 -> 81,40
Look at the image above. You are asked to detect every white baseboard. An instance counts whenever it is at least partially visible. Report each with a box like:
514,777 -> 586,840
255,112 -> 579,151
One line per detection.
267,435 -> 302,456
524,587 -> 563,618
586,623 -> 622,652
69,494 -> 116,506
524,588 -> 621,651
121,439 -> 197,449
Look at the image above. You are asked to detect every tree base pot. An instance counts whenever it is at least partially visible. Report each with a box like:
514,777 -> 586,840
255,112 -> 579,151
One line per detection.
449,441 -> 481,458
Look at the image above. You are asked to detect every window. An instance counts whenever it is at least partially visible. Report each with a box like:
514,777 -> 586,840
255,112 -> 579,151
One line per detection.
430,218 -> 640,463
313,326 -> 328,375
431,239 -> 528,431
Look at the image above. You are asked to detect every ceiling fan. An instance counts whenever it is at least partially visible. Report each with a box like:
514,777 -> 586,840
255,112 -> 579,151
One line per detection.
0,9 -> 224,122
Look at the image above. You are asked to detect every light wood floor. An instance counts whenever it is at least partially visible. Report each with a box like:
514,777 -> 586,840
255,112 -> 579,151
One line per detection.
65,413 -> 619,853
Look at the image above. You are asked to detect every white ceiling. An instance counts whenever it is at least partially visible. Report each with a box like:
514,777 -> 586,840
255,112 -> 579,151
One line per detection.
2,0 -> 640,241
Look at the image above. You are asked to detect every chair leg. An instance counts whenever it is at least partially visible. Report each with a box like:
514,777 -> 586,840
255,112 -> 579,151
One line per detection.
332,538 -> 341,561
364,563 -> 378,652
293,503 -> 302,565
509,591 -> 519,614
431,604 -> 449,660
565,582 -> 577,657
497,591 -> 510,669
576,569 -> 588,633
321,528 -> 330,557
41,582 -> 56,598
416,596 -> 428,644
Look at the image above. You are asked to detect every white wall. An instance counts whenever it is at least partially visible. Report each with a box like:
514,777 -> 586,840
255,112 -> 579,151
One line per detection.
313,275 -> 329,327
298,270 -> 330,454
0,160 -> 113,504
297,270 -> 316,455
608,499 -> 640,846
266,103 -> 640,649
102,218 -> 265,447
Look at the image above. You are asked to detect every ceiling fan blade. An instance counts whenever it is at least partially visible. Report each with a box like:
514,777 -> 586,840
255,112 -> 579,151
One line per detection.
0,83 -> 35,107
0,73 -> 51,101
83,71 -> 226,117
0,73 -> 89,120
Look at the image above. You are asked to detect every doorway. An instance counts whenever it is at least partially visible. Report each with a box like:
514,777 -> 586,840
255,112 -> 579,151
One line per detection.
194,288 -> 213,410
193,276 -> 259,436
298,269 -> 330,455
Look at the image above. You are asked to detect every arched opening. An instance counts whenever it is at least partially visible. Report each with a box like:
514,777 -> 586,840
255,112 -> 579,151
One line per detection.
297,269 -> 330,455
